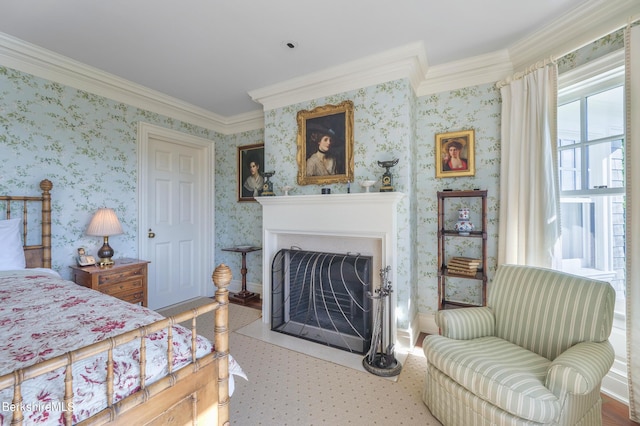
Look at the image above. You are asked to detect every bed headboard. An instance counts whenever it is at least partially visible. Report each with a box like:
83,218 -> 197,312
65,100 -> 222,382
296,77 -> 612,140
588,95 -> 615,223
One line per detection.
0,179 -> 53,268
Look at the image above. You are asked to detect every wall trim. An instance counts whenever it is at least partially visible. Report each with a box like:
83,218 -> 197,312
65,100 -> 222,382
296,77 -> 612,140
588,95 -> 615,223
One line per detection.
0,32 -> 264,134
508,0 -> 639,71
249,41 -> 429,111
2,0 -> 637,132
250,0 -> 639,104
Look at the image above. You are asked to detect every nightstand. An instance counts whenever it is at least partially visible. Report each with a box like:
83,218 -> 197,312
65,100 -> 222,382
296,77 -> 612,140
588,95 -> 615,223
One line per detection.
70,258 -> 150,306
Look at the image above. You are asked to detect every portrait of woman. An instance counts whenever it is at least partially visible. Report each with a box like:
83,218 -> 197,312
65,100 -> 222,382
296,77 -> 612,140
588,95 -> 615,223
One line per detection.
305,122 -> 341,176
238,143 -> 265,201
435,130 -> 475,178
243,158 -> 264,197
296,101 -> 354,186
442,138 -> 468,171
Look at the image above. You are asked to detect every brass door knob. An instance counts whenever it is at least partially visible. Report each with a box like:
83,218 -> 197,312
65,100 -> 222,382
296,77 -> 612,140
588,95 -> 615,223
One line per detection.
148,229 -> 156,238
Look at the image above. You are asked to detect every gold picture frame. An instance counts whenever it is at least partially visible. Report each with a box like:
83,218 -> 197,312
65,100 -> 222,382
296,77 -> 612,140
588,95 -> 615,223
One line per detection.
237,143 -> 265,202
296,100 -> 354,186
435,130 -> 475,178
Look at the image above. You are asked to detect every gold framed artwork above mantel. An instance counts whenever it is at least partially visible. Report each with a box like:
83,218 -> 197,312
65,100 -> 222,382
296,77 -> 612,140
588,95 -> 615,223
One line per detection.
296,100 -> 354,186
435,129 -> 475,178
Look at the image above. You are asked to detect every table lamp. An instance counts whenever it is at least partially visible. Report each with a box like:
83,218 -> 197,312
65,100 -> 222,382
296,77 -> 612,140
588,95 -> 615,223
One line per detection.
86,208 -> 123,266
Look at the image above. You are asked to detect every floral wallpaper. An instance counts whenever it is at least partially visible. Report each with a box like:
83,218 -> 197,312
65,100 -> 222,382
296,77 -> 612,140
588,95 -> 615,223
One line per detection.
0,27 -> 622,328
214,130 -> 265,285
415,84 -> 502,310
0,65 -> 242,281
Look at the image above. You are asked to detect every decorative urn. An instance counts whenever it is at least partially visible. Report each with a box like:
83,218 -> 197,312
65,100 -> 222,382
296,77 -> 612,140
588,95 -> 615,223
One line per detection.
454,208 -> 474,236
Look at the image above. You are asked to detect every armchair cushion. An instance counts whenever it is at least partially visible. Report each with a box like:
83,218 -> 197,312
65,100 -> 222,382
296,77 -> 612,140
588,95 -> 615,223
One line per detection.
424,335 -> 559,423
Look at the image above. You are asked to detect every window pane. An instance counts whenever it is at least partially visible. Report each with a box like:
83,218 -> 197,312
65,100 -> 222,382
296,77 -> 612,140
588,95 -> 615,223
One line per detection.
559,147 -> 581,190
559,195 -> 625,297
586,86 -> 624,140
587,139 -> 624,189
558,100 -> 581,146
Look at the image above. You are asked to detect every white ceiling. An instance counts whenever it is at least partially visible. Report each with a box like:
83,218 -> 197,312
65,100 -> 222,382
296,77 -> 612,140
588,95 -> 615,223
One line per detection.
0,0 -> 626,121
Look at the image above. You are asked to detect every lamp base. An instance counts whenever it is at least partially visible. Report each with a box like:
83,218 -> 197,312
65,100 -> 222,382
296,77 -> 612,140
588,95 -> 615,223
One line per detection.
98,258 -> 115,267
97,237 -> 115,267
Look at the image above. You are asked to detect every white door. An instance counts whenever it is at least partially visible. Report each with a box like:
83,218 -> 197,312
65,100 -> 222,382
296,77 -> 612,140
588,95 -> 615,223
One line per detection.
138,123 -> 214,310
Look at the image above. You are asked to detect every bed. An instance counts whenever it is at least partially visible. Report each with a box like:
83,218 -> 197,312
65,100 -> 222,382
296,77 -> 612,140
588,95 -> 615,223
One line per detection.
0,180 -> 238,425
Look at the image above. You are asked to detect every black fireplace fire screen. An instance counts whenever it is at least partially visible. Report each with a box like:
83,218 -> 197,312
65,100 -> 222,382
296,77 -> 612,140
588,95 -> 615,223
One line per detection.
271,249 -> 373,354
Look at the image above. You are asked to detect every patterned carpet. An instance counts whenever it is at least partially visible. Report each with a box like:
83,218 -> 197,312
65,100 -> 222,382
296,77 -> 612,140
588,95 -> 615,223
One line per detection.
157,297 -> 440,426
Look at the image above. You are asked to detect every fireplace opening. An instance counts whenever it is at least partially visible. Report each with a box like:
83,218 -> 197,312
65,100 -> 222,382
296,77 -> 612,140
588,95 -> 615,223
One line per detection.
271,249 -> 373,354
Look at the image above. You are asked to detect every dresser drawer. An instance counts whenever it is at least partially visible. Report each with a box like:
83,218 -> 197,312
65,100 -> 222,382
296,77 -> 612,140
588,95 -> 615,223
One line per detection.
109,286 -> 145,305
98,267 -> 144,286
100,277 -> 144,296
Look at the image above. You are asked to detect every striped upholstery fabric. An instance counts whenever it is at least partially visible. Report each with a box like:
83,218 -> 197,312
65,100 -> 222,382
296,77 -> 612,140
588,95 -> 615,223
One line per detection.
489,265 -> 615,361
422,264 -> 616,425
425,335 -> 559,422
436,306 -> 495,340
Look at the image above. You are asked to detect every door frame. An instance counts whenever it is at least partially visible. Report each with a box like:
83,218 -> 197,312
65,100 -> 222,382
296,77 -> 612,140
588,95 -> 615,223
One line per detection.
137,122 -> 216,299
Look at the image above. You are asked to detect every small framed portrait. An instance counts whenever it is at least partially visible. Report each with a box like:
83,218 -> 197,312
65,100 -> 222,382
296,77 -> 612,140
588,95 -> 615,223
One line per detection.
238,143 -> 265,202
435,130 -> 475,178
296,100 -> 354,186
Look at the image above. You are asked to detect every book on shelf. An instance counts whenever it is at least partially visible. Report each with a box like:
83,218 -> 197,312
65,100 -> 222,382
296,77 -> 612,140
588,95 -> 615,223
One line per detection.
448,261 -> 478,270
450,256 -> 481,264
447,267 -> 478,277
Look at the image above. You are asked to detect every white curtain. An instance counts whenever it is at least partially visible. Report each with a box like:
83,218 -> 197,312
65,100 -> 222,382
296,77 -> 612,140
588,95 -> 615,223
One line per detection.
625,23 -> 640,423
497,63 -> 560,267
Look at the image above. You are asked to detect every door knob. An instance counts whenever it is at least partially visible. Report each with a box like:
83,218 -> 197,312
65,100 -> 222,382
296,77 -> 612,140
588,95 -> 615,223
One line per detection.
148,228 -> 156,238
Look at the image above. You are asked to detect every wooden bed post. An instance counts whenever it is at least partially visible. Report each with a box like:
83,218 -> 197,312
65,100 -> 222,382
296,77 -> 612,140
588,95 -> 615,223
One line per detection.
212,263 -> 231,426
39,179 -> 53,269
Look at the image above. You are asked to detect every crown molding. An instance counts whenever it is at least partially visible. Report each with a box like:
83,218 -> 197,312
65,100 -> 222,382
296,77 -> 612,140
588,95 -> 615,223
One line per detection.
2,0 -> 638,134
0,32 -> 263,135
418,50 -> 513,95
249,41 -> 429,111
508,0 -> 640,71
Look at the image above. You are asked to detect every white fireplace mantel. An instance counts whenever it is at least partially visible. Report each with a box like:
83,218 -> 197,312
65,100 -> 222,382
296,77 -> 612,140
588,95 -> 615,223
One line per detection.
256,192 -> 405,334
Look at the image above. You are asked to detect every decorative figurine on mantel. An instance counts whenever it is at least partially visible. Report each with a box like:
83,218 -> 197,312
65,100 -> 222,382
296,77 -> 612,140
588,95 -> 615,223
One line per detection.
377,159 -> 399,192
261,171 -> 276,196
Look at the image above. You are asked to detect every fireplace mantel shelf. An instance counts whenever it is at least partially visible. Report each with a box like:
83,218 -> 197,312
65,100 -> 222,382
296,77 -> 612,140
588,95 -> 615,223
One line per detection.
256,191 -> 405,207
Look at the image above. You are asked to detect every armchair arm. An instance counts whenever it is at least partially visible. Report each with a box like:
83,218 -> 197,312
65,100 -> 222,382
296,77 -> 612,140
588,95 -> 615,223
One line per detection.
436,306 -> 495,340
546,341 -> 615,396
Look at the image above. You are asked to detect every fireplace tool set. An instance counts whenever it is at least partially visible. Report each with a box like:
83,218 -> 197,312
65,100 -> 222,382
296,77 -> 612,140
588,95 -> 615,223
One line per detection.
363,266 -> 402,377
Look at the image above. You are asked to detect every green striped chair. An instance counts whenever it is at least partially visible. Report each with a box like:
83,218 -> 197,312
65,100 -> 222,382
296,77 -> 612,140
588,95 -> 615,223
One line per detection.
422,264 -> 616,425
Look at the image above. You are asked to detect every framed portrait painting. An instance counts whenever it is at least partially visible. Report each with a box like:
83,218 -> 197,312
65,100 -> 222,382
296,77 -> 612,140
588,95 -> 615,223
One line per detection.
238,143 -> 265,202
296,100 -> 354,186
435,130 -> 475,178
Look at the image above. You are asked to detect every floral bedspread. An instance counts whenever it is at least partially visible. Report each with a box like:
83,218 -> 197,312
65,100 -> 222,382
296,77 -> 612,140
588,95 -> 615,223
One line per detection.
0,269 -> 243,425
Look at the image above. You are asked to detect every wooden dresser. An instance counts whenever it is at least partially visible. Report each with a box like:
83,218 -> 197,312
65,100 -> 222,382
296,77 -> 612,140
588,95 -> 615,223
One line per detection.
70,258 -> 150,307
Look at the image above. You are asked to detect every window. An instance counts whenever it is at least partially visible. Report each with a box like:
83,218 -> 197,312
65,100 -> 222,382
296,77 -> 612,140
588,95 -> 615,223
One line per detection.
556,53 -> 626,322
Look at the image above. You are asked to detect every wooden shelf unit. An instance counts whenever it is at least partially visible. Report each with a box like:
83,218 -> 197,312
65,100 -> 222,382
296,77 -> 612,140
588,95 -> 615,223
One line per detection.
437,190 -> 487,310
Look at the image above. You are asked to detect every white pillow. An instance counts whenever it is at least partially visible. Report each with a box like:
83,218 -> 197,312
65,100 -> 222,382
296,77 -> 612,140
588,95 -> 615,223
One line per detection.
0,218 -> 26,270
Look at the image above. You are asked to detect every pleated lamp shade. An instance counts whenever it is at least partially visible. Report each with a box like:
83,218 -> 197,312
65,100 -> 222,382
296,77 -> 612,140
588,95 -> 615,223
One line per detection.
86,208 -> 123,264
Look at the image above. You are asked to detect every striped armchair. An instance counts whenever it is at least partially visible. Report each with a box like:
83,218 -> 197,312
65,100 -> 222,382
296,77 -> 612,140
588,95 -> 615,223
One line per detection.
422,264 -> 616,425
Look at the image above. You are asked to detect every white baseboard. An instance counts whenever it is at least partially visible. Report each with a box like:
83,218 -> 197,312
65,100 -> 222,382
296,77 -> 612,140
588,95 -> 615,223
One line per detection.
418,312 -> 439,335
